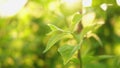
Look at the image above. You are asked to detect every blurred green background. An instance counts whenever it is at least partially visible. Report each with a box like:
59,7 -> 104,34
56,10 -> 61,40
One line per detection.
0,0 -> 120,68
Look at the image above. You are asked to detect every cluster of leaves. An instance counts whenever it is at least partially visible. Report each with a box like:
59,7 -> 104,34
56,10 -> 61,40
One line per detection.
43,10 -> 107,66
43,0 -> 120,68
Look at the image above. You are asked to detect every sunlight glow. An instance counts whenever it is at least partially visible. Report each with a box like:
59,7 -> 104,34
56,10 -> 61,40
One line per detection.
61,0 -> 81,7
114,45 -> 120,56
116,0 -> 120,6
10,30 -> 18,39
100,3 -> 107,11
49,2 -> 58,11
62,0 -> 78,5
0,0 -> 27,17
83,0 -> 92,7
82,12 -> 96,27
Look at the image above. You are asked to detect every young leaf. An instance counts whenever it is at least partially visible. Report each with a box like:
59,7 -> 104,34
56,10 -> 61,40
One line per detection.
43,33 -> 66,53
77,26 -> 93,43
72,13 -> 82,24
48,24 -> 64,32
58,45 -> 75,64
71,13 -> 82,31
88,33 -> 103,46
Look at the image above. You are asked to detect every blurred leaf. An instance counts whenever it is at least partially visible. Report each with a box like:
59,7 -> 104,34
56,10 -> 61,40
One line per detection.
71,13 -> 82,31
83,56 -> 94,64
113,57 -> 120,68
71,58 -> 80,64
72,13 -> 82,25
76,26 -> 94,42
87,33 -> 103,46
84,63 -> 106,68
48,24 -> 64,32
96,55 -> 114,60
58,44 -> 75,64
83,55 -> 114,63
91,33 -> 103,46
43,33 -> 67,53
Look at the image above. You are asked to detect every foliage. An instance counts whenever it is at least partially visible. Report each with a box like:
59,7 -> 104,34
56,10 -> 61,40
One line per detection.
0,0 -> 120,68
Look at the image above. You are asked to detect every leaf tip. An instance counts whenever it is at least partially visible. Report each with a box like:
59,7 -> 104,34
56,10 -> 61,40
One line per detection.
43,49 -> 48,53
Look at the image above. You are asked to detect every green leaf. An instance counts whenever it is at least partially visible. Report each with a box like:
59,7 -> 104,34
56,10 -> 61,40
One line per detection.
59,26 -> 94,64
49,26 -> 93,64
89,33 -> 103,46
58,45 -> 75,64
58,39 -> 83,65
83,55 -> 114,64
96,55 -> 114,60
76,26 -> 93,43
71,13 -> 82,31
113,56 -> 120,68
48,24 -> 64,32
64,27 -> 94,64
43,33 -> 66,53
72,13 -> 82,24
71,58 -> 80,64
85,63 -> 106,68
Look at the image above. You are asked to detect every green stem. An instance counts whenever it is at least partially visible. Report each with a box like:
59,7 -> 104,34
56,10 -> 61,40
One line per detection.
78,49 -> 82,68
77,38 -> 83,68
72,33 -> 83,68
